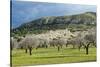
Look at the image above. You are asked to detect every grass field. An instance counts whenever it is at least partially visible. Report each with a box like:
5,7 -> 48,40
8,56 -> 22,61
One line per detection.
11,46 -> 96,66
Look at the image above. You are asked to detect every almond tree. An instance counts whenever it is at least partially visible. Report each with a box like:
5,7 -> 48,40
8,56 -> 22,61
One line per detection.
50,37 -> 67,51
11,37 -> 18,50
83,33 -> 96,54
81,28 -> 96,55
18,35 -> 50,55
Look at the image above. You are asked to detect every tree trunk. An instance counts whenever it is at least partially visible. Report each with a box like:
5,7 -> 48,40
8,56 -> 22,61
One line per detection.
58,46 -> 60,51
45,45 -> 48,48
78,46 -> 81,51
21,46 -> 23,49
85,43 -> 90,55
86,46 -> 88,55
29,47 -> 32,55
78,44 -> 82,51
25,49 -> 27,53
66,44 -> 68,47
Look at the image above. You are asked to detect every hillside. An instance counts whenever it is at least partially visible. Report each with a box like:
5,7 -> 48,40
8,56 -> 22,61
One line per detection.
12,12 -> 96,36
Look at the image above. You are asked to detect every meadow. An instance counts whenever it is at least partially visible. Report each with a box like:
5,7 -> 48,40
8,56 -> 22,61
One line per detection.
12,46 -> 96,66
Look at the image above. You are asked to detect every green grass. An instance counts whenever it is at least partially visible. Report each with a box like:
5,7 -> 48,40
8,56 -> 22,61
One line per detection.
11,47 -> 96,66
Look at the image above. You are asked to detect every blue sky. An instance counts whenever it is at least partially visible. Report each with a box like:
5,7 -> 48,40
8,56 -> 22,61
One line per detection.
11,1 -> 96,28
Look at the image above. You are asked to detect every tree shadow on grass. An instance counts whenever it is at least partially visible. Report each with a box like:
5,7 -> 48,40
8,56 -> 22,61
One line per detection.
34,55 -> 96,59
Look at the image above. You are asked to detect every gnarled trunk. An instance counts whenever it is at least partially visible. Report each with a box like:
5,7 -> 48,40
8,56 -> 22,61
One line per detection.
86,46 -> 89,55
85,43 -> 90,55
29,47 -> 32,55
25,49 -> 27,53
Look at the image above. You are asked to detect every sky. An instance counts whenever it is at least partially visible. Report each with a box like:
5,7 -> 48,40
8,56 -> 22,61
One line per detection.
11,1 -> 96,28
